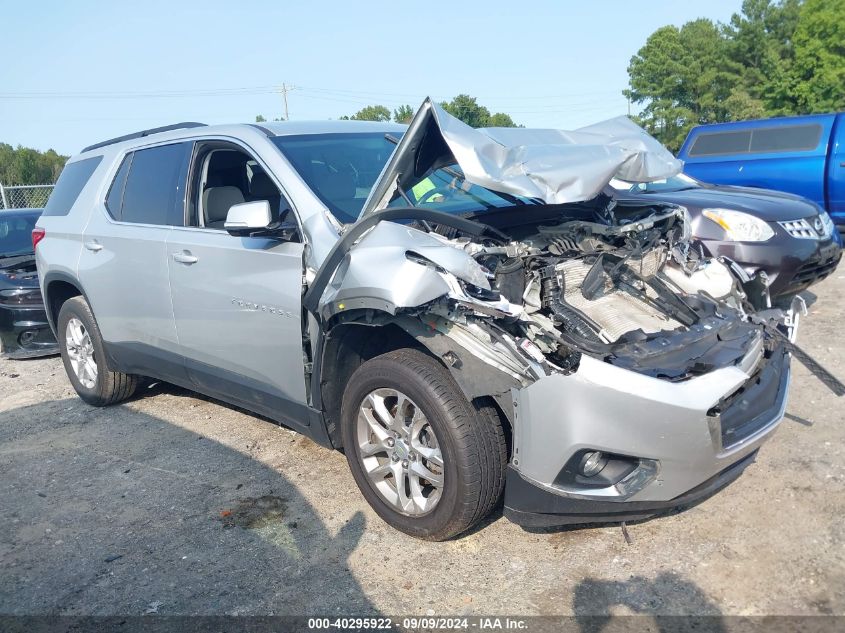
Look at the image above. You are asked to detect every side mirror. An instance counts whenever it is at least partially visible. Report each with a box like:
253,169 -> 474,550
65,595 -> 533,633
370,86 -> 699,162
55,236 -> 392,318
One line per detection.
224,200 -> 272,237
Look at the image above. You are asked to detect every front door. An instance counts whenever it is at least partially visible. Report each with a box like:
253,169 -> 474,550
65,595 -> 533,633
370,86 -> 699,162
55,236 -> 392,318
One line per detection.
167,142 -> 309,429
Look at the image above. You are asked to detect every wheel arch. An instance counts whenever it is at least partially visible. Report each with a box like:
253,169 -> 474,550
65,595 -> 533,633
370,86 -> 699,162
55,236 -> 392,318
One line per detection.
43,272 -> 87,336
313,309 -> 515,450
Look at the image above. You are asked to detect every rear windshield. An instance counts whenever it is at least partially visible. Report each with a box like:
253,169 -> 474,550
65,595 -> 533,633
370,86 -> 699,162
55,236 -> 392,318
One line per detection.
272,133 -> 397,223
0,212 -> 40,257
42,156 -> 103,217
688,124 -> 822,157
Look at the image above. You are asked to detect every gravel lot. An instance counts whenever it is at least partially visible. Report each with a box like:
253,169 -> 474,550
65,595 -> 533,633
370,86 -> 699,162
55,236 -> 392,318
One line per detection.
1,273 -> 843,619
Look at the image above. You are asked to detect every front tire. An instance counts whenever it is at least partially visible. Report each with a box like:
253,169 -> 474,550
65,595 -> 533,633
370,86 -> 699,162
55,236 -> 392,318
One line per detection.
58,296 -> 138,406
341,348 -> 507,540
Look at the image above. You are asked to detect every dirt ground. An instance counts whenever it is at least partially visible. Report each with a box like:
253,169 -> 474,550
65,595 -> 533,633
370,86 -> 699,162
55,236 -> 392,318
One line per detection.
1,273 -> 843,619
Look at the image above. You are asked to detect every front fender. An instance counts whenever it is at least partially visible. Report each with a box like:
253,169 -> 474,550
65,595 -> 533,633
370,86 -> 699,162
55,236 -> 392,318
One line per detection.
316,219 -> 490,320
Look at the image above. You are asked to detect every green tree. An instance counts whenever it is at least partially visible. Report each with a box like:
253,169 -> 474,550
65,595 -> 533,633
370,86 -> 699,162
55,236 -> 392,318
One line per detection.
440,94 -> 491,128
341,105 -> 392,122
254,114 -> 285,122
786,0 -> 845,112
724,0 -> 801,112
488,112 -> 517,127
626,20 -> 739,150
626,0 -> 845,151
0,143 -> 68,185
439,95 -> 519,128
393,104 -> 414,123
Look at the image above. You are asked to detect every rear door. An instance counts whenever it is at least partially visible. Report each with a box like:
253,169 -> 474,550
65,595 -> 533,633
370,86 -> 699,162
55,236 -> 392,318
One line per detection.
166,140 -> 310,429
77,141 -> 192,382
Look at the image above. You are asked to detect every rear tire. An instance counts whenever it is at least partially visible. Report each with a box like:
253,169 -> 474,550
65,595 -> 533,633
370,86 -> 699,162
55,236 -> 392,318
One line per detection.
58,296 -> 138,406
341,348 -> 507,540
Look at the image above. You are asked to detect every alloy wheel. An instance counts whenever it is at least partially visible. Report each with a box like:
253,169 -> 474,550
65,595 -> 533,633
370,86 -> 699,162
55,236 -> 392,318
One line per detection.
355,388 -> 445,516
65,317 -> 98,389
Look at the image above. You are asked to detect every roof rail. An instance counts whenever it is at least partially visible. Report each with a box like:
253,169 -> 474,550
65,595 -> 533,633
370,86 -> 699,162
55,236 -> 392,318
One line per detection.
81,122 -> 208,153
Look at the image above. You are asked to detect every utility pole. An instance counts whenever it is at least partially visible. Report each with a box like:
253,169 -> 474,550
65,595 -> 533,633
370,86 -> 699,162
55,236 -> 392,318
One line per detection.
280,83 -> 291,121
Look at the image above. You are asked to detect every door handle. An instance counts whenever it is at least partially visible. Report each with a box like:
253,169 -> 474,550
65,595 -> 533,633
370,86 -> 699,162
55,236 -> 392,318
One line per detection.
83,240 -> 103,252
172,251 -> 199,264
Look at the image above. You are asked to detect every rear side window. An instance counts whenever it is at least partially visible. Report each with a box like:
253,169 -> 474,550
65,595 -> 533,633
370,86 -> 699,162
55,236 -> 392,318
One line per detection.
749,125 -> 822,153
688,124 -> 823,157
105,154 -> 131,217
688,131 -> 751,156
107,142 -> 191,225
41,156 -> 103,217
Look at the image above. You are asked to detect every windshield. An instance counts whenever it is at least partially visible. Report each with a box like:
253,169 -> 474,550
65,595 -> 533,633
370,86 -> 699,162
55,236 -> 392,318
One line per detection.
272,132 -> 398,224
0,213 -> 39,257
389,163 -> 539,215
613,173 -> 701,194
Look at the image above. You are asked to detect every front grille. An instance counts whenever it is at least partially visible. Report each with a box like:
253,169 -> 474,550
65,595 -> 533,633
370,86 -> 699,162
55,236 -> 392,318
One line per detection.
717,347 -> 788,449
779,217 -> 828,239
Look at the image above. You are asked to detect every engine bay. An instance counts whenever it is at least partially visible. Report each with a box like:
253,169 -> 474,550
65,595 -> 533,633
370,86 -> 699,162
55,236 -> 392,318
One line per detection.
418,199 -> 771,381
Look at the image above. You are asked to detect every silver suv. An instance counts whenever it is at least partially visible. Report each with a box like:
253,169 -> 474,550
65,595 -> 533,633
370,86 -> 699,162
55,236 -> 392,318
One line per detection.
36,101 -> 793,540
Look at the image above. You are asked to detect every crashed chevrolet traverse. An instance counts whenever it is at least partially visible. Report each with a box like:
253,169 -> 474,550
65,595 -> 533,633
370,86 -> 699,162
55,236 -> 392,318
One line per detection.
34,101 -> 842,540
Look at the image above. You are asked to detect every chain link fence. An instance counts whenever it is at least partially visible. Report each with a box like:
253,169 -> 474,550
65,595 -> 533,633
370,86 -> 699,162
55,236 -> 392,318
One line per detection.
0,184 -> 54,210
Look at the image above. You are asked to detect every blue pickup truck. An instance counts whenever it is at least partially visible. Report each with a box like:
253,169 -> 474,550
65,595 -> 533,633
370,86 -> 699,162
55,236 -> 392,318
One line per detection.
678,113 -> 845,233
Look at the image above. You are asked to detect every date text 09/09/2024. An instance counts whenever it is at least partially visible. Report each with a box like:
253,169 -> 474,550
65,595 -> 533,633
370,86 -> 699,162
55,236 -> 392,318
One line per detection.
307,617 -> 528,630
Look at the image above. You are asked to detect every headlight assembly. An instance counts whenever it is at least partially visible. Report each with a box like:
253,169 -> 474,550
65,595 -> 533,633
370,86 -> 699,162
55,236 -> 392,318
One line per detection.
702,208 -> 774,242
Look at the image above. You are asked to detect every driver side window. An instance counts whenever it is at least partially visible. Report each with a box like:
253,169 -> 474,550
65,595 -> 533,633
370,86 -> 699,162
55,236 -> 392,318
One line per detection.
188,143 -> 294,234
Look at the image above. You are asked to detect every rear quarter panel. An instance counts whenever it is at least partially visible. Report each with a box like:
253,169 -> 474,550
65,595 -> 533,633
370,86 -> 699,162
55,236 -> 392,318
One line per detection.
35,156 -> 110,325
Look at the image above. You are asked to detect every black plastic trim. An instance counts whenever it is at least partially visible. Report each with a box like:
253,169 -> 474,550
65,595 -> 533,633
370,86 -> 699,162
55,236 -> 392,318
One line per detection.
103,340 -> 331,448
40,271 -> 88,334
504,451 -> 758,528
81,122 -> 207,153
248,123 -> 275,136
0,304 -> 58,359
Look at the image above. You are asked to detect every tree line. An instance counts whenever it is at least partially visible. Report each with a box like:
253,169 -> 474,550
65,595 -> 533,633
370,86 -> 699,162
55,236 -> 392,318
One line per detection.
336,94 -> 519,127
626,0 -> 845,151
0,143 -> 68,186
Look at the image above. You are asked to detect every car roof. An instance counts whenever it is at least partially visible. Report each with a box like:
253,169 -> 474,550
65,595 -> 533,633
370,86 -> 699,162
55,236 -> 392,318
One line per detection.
76,120 -> 407,158
260,120 -> 406,137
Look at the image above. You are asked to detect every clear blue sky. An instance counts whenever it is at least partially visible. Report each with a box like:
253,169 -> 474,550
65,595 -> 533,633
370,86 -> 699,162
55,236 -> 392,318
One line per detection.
1,0 -> 744,155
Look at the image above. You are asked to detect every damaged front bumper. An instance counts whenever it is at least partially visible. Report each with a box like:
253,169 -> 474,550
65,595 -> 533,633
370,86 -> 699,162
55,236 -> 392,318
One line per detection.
0,303 -> 59,359
504,345 -> 789,528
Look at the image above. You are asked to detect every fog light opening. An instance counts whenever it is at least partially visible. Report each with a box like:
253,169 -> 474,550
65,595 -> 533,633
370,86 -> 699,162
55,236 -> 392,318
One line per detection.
580,451 -> 608,478
19,330 -> 36,346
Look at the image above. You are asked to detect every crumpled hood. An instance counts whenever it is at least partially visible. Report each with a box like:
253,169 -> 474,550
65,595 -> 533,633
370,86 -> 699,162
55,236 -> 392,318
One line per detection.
360,98 -> 682,217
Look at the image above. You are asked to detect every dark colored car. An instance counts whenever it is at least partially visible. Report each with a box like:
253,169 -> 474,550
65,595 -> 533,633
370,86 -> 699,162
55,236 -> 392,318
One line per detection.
0,209 -> 58,358
611,174 -> 843,302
